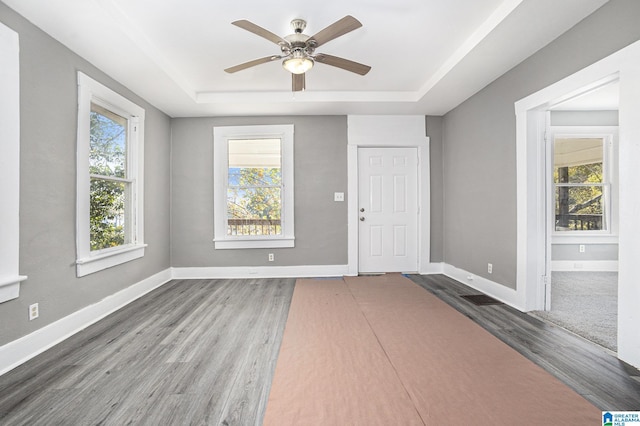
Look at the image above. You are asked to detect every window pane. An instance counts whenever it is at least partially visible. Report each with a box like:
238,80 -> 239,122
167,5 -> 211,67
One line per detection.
555,185 -> 604,231
554,138 -> 603,184
90,178 -> 130,250
90,103 -> 127,178
227,138 -> 282,236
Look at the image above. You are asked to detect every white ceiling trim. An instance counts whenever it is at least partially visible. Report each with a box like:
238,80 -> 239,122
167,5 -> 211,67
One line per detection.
415,0 -> 523,98
2,0 -> 610,117
94,0 -> 196,100
196,90 -> 419,104
196,0 -> 525,108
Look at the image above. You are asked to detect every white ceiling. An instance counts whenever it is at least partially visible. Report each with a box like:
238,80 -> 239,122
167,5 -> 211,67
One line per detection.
4,0 -> 608,117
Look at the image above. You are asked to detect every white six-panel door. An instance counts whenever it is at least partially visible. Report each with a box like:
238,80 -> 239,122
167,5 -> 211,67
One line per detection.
358,147 -> 418,273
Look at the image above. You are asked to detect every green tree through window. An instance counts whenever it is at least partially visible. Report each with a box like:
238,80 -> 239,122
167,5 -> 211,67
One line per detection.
226,138 -> 282,236
89,103 -> 129,250
76,72 -> 145,276
213,125 -> 294,249
554,137 -> 607,232
228,167 -> 282,235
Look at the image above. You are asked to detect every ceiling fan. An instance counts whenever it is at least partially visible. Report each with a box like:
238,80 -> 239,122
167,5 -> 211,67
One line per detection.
224,15 -> 371,91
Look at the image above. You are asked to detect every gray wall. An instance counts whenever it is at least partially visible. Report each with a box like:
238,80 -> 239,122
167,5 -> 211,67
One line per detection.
426,116 -> 444,263
441,0 -> 640,289
171,116 -> 348,267
0,3 -> 171,346
4,0 -> 638,348
552,244 -> 618,262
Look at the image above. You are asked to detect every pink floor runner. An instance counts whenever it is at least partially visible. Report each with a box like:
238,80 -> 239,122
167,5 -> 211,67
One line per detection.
263,275 -> 600,425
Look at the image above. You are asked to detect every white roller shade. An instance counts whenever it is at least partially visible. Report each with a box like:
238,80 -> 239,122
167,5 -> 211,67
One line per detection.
554,138 -> 603,168
228,138 -> 281,168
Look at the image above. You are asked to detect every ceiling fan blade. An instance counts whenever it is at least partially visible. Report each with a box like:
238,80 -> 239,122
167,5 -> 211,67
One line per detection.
314,54 -> 371,76
309,15 -> 362,47
292,73 -> 305,92
224,55 -> 281,73
232,20 -> 289,46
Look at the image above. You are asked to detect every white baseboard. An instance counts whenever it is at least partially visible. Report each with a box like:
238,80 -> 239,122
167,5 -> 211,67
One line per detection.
0,262 -> 510,377
0,268 -> 172,376
551,260 -> 618,272
420,262 -> 444,274
0,265 -> 352,376
171,264 -> 349,279
441,263 -> 522,310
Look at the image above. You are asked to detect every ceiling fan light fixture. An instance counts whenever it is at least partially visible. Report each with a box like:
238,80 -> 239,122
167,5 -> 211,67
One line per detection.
227,16 -> 370,90
282,50 -> 314,74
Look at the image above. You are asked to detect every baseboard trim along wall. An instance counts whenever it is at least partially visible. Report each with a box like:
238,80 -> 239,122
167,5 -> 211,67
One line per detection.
0,262 -> 513,377
442,263 -> 521,310
551,260 -> 618,272
171,264 -> 350,279
0,265 -> 349,375
0,268 -> 172,376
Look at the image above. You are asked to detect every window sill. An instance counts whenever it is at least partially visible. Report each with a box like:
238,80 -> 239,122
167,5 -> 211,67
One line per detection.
214,237 -> 294,250
76,244 -> 147,277
0,275 -> 27,303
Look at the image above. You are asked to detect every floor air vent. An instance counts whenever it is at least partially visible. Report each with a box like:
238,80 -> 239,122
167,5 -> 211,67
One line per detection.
460,294 -> 503,306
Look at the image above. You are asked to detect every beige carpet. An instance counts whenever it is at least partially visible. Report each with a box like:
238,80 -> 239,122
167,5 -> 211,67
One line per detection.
263,275 -> 599,425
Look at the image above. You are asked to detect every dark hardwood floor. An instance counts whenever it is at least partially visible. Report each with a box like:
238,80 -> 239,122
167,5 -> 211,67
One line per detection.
0,274 -> 638,425
408,274 -> 640,410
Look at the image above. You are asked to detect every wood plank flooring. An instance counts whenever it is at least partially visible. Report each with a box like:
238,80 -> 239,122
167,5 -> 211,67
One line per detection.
408,274 -> 640,410
0,278 -> 295,425
1,274 -> 639,425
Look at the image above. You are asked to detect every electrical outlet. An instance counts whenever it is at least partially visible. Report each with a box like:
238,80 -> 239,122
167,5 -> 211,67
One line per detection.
268,253 -> 274,262
29,303 -> 39,321
579,244 -> 586,253
488,263 -> 493,274
334,192 -> 344,202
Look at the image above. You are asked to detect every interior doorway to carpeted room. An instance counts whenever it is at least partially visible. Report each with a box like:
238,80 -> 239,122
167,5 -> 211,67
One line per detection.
531,271 -> 617,352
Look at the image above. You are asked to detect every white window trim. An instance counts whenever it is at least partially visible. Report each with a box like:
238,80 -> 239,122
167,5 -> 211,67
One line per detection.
0,22 -> 27,303
213,124 -> 295,249
76,72 -> 146,276
550,126 -> 618,243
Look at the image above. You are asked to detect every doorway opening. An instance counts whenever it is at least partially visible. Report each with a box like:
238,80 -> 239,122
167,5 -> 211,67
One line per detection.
515,39 -> 640,368
534,82 -> 620,351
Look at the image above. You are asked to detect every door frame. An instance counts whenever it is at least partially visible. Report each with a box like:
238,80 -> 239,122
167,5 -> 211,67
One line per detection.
346,116 -> 430,276
516,76 -> 621,311
515,40 -> 640,326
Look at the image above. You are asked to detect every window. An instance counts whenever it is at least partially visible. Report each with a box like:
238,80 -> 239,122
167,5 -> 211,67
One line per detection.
90,103 -> 131,250
76,72 -> 145,276
0,22 -> 26,302
213,125 -> 294,249
553,134 -> 613,234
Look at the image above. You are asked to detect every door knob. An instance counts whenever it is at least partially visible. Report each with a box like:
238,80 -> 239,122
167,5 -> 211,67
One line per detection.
360,208 -> 365,212
359,217 -> 365,221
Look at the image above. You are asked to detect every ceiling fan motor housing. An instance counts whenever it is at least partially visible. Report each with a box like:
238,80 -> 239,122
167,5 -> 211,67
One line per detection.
283,31 -> 315,57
